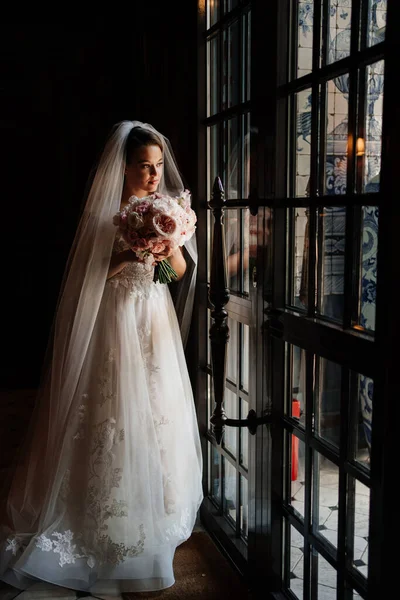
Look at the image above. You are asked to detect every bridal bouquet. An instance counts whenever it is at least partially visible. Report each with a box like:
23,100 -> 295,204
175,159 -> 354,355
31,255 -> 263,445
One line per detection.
113,190 -> 197,283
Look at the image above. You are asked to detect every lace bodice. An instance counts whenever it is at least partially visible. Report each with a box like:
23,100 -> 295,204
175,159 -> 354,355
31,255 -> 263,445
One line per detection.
107,232 -> 163,299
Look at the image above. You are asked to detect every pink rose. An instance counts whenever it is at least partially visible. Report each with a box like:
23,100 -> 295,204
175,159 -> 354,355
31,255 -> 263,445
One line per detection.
152,214 -> 177,238
135,201 -> 151,213
151,241 -> 167,254
134,237 -> 150,250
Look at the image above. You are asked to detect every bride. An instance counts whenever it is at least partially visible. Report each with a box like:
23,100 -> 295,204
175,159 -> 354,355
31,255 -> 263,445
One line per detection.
0,121 -> 203,596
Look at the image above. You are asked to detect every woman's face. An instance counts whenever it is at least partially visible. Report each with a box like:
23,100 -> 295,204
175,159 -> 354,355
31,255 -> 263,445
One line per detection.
125,144 -> 163,198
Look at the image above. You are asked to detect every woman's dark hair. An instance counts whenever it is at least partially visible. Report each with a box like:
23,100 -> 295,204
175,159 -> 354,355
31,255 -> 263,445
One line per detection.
125,126 -> 163,164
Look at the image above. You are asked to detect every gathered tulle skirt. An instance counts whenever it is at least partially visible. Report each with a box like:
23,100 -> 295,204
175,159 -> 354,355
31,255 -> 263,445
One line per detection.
0,271 -> 203,595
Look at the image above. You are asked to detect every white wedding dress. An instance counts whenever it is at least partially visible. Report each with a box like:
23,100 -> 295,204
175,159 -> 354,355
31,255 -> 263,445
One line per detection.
0,231 -> 203,595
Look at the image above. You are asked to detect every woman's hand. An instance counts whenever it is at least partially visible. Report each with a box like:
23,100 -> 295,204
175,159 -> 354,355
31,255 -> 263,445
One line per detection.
152,247 -> 175,263
107,249 -> 138,279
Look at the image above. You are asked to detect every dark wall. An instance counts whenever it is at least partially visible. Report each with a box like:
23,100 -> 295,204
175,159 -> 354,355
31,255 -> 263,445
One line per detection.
1,13 -> 198,388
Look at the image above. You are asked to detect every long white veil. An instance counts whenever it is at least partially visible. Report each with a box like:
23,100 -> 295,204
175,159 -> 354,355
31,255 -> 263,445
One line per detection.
1,120 -> 197,537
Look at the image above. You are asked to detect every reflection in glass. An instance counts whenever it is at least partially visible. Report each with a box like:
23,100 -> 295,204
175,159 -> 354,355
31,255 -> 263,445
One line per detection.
291,344 -> 306,423
290,436 -> 305,519
223,388 -> 237,457
291,208 -> 309,310
327,3 -> 351,65
225,209 -> 250,294
241,324 -> 249,392
360,207 -> 378,332
315,551 -> 337,597
363,61 -> 384,193
227,19 -> 240,109
315,357 -> 342,448
243,113 -> 251,200
244,12 -> 251,102
208,35 -> 219,117
227,117 -> 240,199
244,208 -> 251,294
325,77 -> 348,196
314,454 -> 339,549
289,524 -> 304,598
210,443 -> 221,503
226,317 -> 238,383
353,478 -> 370,577
367,0 -> 387,47
223,458 -> 237,524
295,89 -> 312,198
240,475 -> 248,538
207,374 -> 215,425
296,2 -> 313,78
226,0 -> 239,12
225,209 -> 240,291
357,373 -> 373,467
240,398 -> 248,469
317,207 -> 346,322
207,0 -> 220,29
208,124 -> 219,198
207,209 -> 213,283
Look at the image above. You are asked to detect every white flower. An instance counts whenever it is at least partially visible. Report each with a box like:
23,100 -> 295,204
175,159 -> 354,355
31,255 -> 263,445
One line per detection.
6,537 -> 19,556
36,534 -> 53,552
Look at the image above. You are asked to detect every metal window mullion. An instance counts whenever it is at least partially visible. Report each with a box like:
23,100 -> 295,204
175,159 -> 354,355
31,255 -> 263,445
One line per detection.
337,367 -> 351,598
235,322 -> 241,537
302,349 -> 315,599
306,0 -> 323,321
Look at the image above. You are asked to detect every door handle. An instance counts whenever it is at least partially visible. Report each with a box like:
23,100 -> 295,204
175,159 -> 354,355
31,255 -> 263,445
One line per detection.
210,408 -> 271,441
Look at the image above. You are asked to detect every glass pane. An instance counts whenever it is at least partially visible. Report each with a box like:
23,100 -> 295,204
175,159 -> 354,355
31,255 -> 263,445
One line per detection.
240,475 -> 248,538
207,308 -> 211,365
243,112 -> 250,199
290,436 -> 305,519
352,478 -> 370,577
223,457 -> 237,523
208,123 -> 220,202
359,207 -> 378,332
208,35 -> 220,116
291,208 -> 309,309
243,12 -> 251,102
226,317 -> 238,383
243,208 -> 250,294
363,61 -> 384,192
357,373 -> 373,468
367,0 -> 387,47
317,207 -> 346,322
226,0 -> 239,12
240,398 -> 248,469
207,374 -> 215,424
297,2 -> 314,78
227,19 -> 240,109
291,344 -> 306,423
314,551 -> 337,597
226,117 -> 240,198
223,388 -> 238,457
327,2 -> 352,66
222,29 -> 228,111
289,524 -> 304,598
210,443 -> 221,503
208,0 -> 220,28
241,324 -> 249,392
313,454 -> 339,550
225,209 -> 240,291
207,208 -> 213,284
295,89 -> 312,197
325,77 -> 349,196
315,357 -> 342,447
